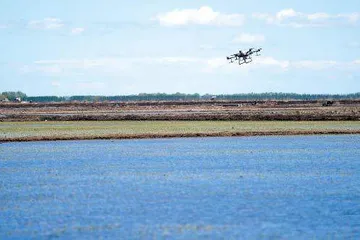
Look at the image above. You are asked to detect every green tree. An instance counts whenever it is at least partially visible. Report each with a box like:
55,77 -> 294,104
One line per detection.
2,91 -> 27,101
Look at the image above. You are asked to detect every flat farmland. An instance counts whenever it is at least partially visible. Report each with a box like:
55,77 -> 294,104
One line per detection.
1,100 -> 359,141
1,100 -> 360,121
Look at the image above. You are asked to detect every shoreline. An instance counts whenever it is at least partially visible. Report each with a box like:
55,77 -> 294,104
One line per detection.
2,130 -> 360,142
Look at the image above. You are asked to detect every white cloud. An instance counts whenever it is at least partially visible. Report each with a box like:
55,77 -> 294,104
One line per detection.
28,18 -> 64,30
20,64 -> 63,74
339,13 -> 360,23
253,9 -> 360,27
276,9 -> 299,20
252,9 -> 300,24
292,60 -> 338,70
22,56 -> 360,77
75,81 -> 106,90
31,58 -> 130,75
23,57 -> 202,76
206,58 -> 227,69
204,56 -> 360,73
150,57 -> 199,64
203,56 -> 290,73
255,57 -> 290,69
253,9 -> 302,25
307,13 -> 330,21
71,27 -> 85,34
155,6 -> 244,26
233,33 -> 265,44
51,81 -> 61,87
37,65 -> 63,74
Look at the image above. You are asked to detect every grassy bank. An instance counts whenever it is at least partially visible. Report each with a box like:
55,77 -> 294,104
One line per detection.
1,121 -> 360,142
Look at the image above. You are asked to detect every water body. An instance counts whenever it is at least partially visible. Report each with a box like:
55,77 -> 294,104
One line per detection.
1,135 -> 359,239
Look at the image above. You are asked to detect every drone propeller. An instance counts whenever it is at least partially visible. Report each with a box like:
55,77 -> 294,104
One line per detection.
254,48 -> 262,56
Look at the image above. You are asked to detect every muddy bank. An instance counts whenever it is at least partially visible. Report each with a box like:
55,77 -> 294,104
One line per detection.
2,112 -> 359,121
2,130 -> 360,142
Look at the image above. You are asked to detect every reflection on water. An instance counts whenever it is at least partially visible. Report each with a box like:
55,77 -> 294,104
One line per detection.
1,135 -> 360,239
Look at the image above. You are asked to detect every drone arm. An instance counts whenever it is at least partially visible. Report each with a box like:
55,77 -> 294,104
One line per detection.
255,48 -> 262,55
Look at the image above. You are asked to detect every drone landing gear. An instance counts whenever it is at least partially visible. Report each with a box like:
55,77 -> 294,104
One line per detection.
238,58 -> 252,65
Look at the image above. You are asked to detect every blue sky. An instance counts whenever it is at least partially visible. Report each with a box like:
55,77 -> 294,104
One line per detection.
0,0 -> 359,96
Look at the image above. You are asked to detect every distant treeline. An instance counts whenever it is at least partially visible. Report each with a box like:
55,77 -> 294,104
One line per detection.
2,91 -> 360,102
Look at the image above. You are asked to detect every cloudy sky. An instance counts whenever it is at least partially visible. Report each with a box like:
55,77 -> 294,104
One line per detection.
0,0 -> 359,96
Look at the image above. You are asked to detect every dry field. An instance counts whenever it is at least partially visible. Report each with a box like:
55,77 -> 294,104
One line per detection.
1,100 -> 360,121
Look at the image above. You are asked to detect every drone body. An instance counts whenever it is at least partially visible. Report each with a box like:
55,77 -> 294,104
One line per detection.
227,48 -> 262,65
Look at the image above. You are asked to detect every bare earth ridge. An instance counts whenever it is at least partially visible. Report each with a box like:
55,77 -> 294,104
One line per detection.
1,100 -> 359,142
1,99 -> 360,121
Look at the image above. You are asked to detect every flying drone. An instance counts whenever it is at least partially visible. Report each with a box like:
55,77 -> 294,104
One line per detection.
226,48 -> 262,65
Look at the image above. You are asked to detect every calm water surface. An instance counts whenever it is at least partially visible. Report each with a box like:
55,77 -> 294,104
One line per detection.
1,135 -> 360,239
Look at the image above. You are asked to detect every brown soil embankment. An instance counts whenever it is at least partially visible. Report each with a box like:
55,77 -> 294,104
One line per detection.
1,100 -> 359,121
2,130 -> 360,142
